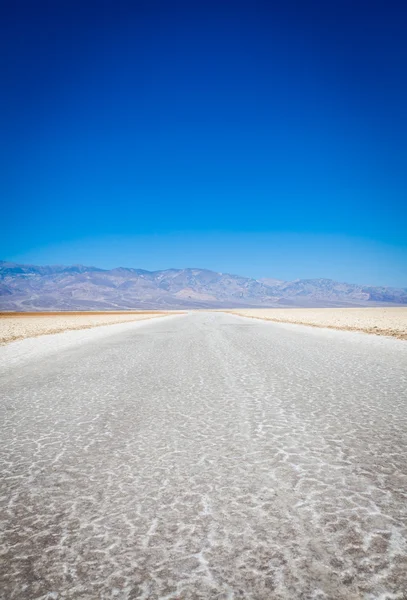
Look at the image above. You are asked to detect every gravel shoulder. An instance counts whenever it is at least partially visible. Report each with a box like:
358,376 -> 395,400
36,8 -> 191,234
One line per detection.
224,307 -> 407,340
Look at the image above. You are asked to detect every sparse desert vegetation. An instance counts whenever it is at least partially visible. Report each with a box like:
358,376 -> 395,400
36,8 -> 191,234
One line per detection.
0,311 -> 173,345
225,307 -> 407,340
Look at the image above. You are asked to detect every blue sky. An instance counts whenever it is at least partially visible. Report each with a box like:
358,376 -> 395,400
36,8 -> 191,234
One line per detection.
2,0 -> 406,286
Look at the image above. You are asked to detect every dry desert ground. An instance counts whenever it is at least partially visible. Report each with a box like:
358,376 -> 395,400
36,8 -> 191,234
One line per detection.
226,307 -> 407,340
2,307 -> 407,345
0,311 -> 173,345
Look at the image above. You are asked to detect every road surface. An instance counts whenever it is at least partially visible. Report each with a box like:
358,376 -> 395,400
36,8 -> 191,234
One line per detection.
1,312 -> 407,599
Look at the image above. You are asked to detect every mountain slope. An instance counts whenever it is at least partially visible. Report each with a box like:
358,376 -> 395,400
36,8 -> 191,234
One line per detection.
1,261 -> 406,310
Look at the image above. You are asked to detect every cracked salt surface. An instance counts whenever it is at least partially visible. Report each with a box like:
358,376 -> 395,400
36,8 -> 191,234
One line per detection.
0,311 -> 407,599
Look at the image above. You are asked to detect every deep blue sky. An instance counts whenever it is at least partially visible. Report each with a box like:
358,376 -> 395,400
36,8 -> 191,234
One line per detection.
1,0 -> 406,285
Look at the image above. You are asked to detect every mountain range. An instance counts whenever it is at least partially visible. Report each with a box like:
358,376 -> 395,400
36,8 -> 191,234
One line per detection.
1,261 -> 406,310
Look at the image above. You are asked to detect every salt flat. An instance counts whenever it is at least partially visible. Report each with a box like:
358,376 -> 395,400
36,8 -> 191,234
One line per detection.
1,311 -> 406,599
0,311 -> 171,345
226,307 -> 407,340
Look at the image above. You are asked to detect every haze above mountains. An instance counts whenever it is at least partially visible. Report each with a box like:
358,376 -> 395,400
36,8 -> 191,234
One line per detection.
1,261 -> 406,311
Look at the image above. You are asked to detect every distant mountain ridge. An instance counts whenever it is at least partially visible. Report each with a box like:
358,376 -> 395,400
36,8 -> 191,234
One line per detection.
1,261 -> 406,310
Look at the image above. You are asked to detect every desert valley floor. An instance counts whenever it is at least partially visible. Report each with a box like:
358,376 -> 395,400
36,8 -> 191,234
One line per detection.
1,311 -> 406,599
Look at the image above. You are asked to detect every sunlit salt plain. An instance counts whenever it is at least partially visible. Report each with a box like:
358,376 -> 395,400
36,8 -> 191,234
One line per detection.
1,311 -> 406,599
0,311 -> 172,345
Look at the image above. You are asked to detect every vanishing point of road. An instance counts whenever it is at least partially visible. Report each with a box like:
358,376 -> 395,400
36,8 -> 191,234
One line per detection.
1,312 -> 407,599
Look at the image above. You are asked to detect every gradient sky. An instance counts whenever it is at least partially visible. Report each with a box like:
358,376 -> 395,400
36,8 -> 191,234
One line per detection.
1,0 -> 406,286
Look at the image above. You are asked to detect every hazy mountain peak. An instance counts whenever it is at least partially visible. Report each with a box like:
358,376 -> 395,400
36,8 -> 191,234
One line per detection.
0,261 -> 406,311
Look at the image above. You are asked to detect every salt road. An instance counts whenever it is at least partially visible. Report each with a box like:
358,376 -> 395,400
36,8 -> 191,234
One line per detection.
1,311 -> 406,599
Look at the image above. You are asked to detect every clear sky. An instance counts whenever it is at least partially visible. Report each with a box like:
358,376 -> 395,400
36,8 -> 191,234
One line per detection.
2,0 -> 406,286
